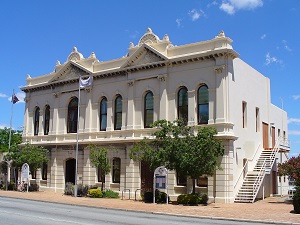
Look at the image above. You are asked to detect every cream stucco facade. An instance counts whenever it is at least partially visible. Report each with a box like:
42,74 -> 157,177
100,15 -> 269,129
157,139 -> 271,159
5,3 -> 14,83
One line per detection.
20,28 -> 290,203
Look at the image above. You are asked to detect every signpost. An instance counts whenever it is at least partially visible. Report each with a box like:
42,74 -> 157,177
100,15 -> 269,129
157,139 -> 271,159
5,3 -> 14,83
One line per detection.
21,163 -> 30,192
153,166 -> 168,204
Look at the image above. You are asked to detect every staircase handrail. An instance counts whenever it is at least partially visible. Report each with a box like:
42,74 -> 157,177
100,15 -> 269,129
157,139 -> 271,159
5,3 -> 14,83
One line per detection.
268,136 -> 282,169
251,158 -> 267,203
234,144 -> 261,188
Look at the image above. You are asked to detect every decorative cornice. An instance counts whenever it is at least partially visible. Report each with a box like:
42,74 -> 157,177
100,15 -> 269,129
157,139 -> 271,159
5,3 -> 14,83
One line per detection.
215,65 -> 225,74
127,80 -> 135,87
157,74 -> 167,82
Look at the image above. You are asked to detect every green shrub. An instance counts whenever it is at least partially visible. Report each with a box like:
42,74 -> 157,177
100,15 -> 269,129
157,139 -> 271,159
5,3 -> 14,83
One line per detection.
103,189 -> 119,198
64,182 -> 74,195
177,193 -> 204,206
29,183 -> 39,192
7,182 -> 16,191
142,190 -> 169,203
293,187 -> 300,214
200,193 -> 209,205
76,184 -> 90,197
89,189 -> 103,198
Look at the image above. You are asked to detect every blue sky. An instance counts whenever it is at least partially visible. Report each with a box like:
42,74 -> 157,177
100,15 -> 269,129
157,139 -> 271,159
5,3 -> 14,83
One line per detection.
0,0 -> 299,155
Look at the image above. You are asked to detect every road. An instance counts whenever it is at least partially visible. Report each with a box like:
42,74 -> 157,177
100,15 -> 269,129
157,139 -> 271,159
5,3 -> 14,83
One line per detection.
0,197 -> 268,225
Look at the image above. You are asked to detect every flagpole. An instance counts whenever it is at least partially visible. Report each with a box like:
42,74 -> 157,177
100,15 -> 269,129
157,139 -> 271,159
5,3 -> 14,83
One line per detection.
74,79 -> 81,197
6,89 -> 15,190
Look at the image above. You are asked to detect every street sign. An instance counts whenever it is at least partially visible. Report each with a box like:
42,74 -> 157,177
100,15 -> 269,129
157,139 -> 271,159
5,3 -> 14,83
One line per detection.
153,166 -> 168,204
21,163 -> 29,179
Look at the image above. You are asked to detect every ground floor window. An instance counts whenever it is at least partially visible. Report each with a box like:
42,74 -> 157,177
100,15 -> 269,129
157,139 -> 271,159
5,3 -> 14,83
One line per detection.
42,162 -> 47,180
197,175 -> 208,187
112,157 -> 120,183
176,171 -> 187,186
97,166 -> 105,183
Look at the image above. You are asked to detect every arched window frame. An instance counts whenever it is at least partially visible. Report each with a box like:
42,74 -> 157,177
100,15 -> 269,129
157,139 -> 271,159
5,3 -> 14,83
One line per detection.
34,107 -> 40,136
100,97 -> 107,131
197,84 -> 209,124
44,105 -> 50,135
144,91 -> 154,128
67,97 -> 78,133
112,157 -> 121,183
114,95 -> 122,130
177,87 -> 188,125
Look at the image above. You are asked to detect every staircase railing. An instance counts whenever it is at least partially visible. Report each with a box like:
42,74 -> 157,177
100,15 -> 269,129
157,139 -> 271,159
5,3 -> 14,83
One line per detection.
251,158 -> 267,203
234,144 -> 261,189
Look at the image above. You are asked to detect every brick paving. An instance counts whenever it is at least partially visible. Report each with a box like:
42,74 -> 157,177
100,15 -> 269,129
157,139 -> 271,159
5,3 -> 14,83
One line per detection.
0,190 -> 299,224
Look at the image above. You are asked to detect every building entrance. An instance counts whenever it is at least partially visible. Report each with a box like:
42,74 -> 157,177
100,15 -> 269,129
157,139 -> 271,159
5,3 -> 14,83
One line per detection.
141,160 -> 154,193
65,158 -> 76,184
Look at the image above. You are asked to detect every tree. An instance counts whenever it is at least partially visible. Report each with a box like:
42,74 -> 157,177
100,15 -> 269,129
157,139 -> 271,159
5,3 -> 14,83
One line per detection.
4,143 -> 49,173
130,119 -> 224,193
278,155 -> 300,186
88,144 -> 111,191
0,127 -> 22,153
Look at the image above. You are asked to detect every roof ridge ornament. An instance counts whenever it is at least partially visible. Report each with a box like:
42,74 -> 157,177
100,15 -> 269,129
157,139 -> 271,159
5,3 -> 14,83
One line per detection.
215,30 -> 226,38
138,27 -> 160,47
67,46 -> 84,62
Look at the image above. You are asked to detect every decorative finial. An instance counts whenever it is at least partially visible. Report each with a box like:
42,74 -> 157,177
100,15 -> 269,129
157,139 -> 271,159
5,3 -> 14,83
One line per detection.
218,30 -> 225,37
56,60 -> 61,66
73,47 -> 78,52
89,52 -> 96,59
163,34 -> 169,41
129,42 -> 134,48
146,27 -> 152,33
27,74 -> 31,79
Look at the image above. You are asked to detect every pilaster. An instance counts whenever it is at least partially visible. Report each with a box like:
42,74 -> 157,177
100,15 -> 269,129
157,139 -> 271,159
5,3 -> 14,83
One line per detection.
158,74 -> 168,120
127,80 -> 135,130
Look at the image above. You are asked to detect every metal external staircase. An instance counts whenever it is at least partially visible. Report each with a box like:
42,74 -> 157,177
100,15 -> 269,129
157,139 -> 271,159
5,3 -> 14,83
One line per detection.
234,138 -> 281,203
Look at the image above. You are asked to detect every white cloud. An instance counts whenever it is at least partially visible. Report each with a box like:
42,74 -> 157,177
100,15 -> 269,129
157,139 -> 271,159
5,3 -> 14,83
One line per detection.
7,92 -> 25,104
289,130 -> 300,135
207,0 -> 218,8
220,3 -> 235,15
288,118 -> 300,124
0,93 -> 7,98
261,34 -> 266,40
292,95 -> 300,100
188,9 -> 204,21
265,52 -> 283,66
176,18 -> 182,27
0,124 -> 10,129
220,0 -> 263,14
282,40 -> 292,52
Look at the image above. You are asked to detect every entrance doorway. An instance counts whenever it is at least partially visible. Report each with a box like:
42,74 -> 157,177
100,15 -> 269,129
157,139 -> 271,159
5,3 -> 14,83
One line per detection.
65,158 -> 76,184
141,160 -> 154,193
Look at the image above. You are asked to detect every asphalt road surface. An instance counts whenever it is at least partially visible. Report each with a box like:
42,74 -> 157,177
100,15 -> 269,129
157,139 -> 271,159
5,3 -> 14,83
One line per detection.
0,197 -> 268,225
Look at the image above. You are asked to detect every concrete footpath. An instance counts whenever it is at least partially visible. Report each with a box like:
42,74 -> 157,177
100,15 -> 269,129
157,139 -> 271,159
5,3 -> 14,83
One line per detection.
0,190 -> 299,224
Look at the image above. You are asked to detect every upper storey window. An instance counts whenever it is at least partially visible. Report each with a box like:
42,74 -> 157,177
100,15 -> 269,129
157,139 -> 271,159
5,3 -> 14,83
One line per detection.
44,105 -> 50,135
34,107 -> 40,136
197,84 -> 209,124
100,97 -> 107,131
114,95 -> 122,130
178,87 -> 188,125
67,97 -> 78,133
144,91 -> 154,128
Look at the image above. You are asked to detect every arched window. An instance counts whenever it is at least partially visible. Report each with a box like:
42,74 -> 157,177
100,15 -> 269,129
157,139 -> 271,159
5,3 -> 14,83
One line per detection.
44,105 -> 50,135
67,97 -> 78,133
197,84 -> 209,124
144,91 -> 154,128
114,95 -> 122,130
34,107 -> 40,136
100,97 -> 107,131
178,87 -> 188,125
112,157 -> 121,183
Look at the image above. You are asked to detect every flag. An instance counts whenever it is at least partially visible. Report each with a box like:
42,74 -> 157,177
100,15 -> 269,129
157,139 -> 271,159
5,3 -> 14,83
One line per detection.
79,76 -> 93,88
12,94 -> 19,104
